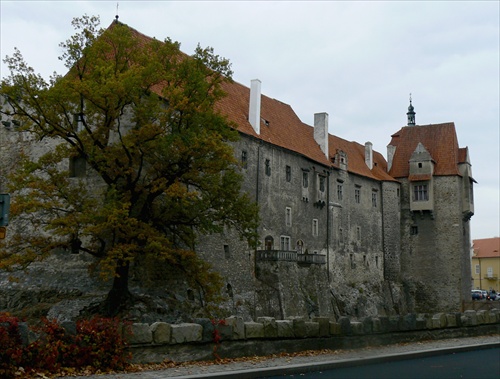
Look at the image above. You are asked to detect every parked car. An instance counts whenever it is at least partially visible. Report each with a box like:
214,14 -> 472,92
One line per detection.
487,291 -> 497,301
472,290 -> 483,300
481,290 -> 488,300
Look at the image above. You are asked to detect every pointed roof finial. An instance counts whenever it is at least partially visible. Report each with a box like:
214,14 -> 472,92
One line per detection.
407,93 -> 416,126
115,2 -> 119,23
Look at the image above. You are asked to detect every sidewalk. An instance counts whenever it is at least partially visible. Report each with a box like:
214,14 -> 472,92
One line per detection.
68,334 -> 499,379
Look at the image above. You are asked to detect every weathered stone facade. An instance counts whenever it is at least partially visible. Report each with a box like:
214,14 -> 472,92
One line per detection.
0,24 -> 474,321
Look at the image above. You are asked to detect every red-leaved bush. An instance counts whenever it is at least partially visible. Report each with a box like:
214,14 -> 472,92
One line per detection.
0,313 -> 131,378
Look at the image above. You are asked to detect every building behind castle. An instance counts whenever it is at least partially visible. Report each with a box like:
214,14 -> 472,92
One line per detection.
0,23 -> 475,320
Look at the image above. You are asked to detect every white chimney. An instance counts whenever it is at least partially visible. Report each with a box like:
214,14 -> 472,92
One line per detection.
314,112 -> 329,159
249,79 -> 261,135
387,145 -> 396,172
365,141 -> 373,170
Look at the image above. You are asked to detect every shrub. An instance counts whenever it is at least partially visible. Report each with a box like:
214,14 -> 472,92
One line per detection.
0,315 -> 131,377
0,313 -> 24,378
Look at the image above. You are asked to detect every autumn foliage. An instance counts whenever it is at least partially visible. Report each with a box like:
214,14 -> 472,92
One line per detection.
0,313 -> 130,378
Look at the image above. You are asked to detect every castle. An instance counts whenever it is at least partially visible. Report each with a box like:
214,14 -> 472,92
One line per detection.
0,23 -> 474,321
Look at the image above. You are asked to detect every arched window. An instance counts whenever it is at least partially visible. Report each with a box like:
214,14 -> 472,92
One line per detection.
296,240 -> 304,254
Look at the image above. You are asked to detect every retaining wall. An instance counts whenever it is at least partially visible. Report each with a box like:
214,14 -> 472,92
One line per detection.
9,310 -> 500,364
127,310 -> 500,363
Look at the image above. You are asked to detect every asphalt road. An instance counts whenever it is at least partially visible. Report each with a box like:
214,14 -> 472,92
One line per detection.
262,347 -> 500,379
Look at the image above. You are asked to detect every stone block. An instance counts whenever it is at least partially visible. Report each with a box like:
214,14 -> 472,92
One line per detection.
193,318 -> 213,343
388,316 -> 401,332
461,310 -> 477,326
377,316 -> 389,333
489,309 -> 499,323
225,316 -> 245,340
338,317 -> 351,335
291,318 -> 307,338
257,317 -> 278,338
170,323 -> 202,344
372,318 -> 381,333
151,322 -> 171,344
245,321 -> 264,339
402,314 -> 416,331
431,313 -> 447,329
476,310 -> 488,324
129,323 -> 153,344
329,322 -> 341,335
360,317 -> 373,334
276,320 -> 294,338
312,317 -> 331,337
304,321 -> 319,338
416,314 -> 432,329
445,314 -> 458,328
351,321 -> 364,335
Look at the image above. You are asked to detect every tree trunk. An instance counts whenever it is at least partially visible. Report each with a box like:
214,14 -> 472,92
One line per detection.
103,259 -> 132,317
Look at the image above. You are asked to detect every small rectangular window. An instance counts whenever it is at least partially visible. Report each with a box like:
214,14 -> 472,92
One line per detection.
487,267 -> 493,277
312,219 -> 318,237
350,254 -> 355,269
355,186 -> 361,204
356,226 -> 361,240
413,184 -> 429,201
372,191 -> 377,207
337,184 -> 343,200
286,165 -> 291,182
475,264 -> 480,274
285,207 -> 292,227
69,155 -> 86,178
224,244 -> 230,259
302,171 -> 309,188
241,150 -> 248,168
265,159 -> 271,176
319,176 -> 325,192
410,225 -> 419,235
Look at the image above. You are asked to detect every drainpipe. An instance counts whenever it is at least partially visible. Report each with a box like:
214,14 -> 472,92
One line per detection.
326,169 -> 330,281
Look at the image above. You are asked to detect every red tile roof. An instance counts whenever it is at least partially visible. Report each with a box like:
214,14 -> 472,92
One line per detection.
114,22 -> 401,183
473,237 -> 500,258
388,123 -> 463,178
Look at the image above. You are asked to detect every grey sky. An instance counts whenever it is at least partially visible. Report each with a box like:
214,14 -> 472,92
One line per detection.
1,1 -> 499,241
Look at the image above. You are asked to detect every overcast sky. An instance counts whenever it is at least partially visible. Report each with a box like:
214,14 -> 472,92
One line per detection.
1,1 -> 499,241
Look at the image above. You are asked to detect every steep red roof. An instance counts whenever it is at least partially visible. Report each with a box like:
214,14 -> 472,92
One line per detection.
388,123 -> 463,178
473,237 -> 500,258
116,22 -> 398,182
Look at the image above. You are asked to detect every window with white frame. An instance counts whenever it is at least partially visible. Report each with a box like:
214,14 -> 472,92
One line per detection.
285,207 -> 292,226
355,185 -> 361,204
487,267 -> 493,278
413,184 -> 429,201
280,236 -> 291,251
312,219 -> 318,237
337,183 -> 343,200
475,264 -> 480,274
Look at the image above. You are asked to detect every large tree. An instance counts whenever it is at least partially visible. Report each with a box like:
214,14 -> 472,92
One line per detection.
0,16 -> 259,316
